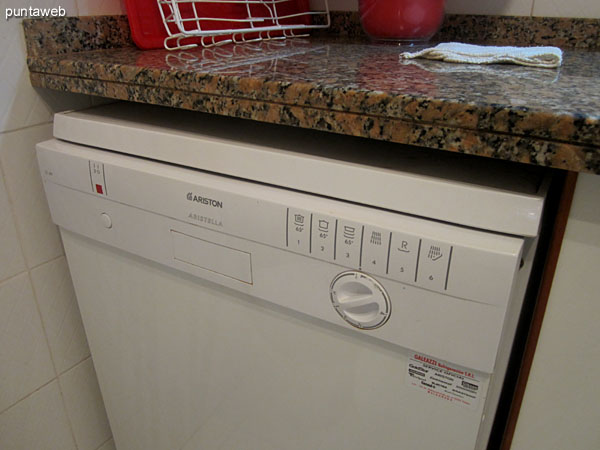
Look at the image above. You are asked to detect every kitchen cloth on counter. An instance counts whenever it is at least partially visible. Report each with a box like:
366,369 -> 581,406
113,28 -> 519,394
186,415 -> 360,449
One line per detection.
399,42 -> 563,68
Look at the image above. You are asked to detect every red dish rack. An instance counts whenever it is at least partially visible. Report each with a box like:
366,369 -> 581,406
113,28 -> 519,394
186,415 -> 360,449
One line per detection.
124,0 -> 330,50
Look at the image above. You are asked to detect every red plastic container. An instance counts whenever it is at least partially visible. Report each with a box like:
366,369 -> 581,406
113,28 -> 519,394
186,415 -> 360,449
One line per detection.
124,0 -> 311,50
124,0 -> 168,49
359,0 -> 445,42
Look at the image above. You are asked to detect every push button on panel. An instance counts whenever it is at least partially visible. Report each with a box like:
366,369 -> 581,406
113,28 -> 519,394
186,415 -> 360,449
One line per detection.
311,214 -> 336,262
335,220 -> 362,269
388,232 -> 420,284
100,213 -> 112,229
417,239 -> 452,291
287,208 -> 311,254
361,226 -> 391,276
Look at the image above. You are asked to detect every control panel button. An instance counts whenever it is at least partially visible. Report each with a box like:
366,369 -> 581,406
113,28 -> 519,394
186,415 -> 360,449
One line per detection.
388,233 -> 420,284
287,208 -> 311,254
361,226 -> 391,276
335,220 -> 363,268
417,239 -> 452,291
100,213 -> 112,229
311,214 -> 336,262
89,160 -> 107,196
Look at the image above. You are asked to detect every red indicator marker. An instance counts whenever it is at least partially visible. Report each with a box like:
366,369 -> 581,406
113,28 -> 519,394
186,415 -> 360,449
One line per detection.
95,184 -> 104,194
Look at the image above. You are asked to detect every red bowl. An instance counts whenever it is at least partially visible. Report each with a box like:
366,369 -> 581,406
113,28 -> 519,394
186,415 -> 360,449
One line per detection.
359,0 -> 445,42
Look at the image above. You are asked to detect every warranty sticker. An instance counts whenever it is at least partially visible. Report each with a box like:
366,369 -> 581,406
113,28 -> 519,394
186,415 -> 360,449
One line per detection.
407,353 -> 483,409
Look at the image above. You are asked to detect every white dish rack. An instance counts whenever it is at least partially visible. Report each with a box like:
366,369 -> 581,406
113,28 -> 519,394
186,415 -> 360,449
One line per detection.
165,38 -> 329,74
157,0 -> 330,50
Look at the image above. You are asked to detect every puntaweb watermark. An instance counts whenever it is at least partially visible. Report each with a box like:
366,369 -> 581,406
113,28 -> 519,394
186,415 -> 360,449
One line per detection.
5,6 -> 66,20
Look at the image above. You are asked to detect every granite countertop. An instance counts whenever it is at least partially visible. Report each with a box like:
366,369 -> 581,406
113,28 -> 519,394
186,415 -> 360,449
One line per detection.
24,15 -> 600,174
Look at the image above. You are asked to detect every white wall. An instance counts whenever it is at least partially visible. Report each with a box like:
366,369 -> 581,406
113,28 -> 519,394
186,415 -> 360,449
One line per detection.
0,1 -> 124,449
511,173 -> 600,449
311,0 -> 600,17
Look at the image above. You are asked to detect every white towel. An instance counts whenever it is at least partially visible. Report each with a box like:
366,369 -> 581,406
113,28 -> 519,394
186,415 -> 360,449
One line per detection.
399,42 -> 563,68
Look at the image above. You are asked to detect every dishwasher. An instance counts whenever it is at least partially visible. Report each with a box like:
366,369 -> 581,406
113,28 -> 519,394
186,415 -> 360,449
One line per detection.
37,102 -> 549,450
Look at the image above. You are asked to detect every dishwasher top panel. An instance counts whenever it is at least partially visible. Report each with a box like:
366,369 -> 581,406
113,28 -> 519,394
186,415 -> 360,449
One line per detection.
54,102 -> 547,237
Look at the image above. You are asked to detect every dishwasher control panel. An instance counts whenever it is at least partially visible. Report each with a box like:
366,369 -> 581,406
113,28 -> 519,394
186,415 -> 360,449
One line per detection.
287,209 -> 452,292
37,138 -> 523,309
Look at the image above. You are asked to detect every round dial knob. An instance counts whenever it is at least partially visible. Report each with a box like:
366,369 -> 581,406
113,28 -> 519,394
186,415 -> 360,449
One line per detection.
330,271 -> 391,330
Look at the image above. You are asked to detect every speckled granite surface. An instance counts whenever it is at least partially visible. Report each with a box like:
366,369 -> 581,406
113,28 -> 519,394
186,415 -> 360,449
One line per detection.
23,15 -> 131,57
24,15 -> 600,174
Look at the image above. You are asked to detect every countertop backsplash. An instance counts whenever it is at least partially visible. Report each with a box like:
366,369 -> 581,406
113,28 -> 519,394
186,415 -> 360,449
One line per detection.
315,12 -> 600,50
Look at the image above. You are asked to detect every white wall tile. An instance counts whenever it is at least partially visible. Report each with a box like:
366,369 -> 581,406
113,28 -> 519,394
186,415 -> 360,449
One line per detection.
0,274 -> 55,413
31,257 -> 90,374
0,0 -> 93,134
2,0 -> 78,14
445,0 -> 533,16
0,171 -> 26,283
0,380 -> 76,450
0,124 -> 64,268
0,3 -> 112,449
77,0 -> 126,16
533,0 -> 600,18
60,358 -> 111,450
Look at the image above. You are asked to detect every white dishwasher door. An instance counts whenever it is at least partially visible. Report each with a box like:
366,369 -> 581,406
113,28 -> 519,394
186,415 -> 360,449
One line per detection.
37,136 -> 535,450
62,229 -> 488,450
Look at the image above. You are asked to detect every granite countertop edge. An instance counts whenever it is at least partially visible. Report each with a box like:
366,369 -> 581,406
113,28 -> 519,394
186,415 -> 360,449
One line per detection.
23,15 -> 600,174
